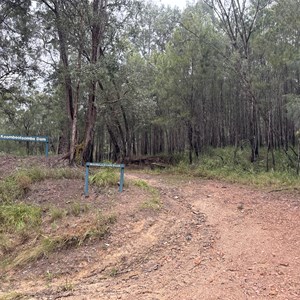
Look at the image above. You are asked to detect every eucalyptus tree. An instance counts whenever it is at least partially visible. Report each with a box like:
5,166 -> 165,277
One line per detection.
204,0 -> 274,162
238,0 -> 299,171
0,0 -> 39,107
0,0 -> 46,155
91,1 -> 181,161
36,0 -> 142,164
0,89 -> 60,154
128,1 -> 181,55
153,2 -> 225,162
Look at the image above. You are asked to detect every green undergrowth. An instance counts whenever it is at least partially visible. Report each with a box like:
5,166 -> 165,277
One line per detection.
131,179 -> 161,210
0,203 -> 42,261
90,168 -> 120,188
0,167 -> 83,204
0,204 -> 42,234
0,166 -> 118,271
47,202 -> 90,224
68,202 -> 90,217
168,147 -> 300,189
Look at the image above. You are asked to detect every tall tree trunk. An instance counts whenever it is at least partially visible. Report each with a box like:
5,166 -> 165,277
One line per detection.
41,0 -> 74,157
82,0 -> 107,163
82,86 -> 97,162
69,81 -> 79,165
187,121 -> 193,164
106,122 -> 120,161
69,34 -> 83,165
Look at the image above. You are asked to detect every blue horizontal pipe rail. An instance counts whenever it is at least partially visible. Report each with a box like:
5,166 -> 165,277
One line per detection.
84,162 -> 125,197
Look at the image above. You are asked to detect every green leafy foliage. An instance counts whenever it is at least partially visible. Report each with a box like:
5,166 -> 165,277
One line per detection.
0,0 -> 300,169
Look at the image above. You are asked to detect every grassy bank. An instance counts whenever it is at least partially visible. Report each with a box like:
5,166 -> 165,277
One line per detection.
0,166 -> 117,271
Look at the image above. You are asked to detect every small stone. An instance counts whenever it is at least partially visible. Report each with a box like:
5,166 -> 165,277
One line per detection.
237,202 -> 244,210
186,234 -> 192,241
194,257 -> 202,266
269,289 -> 278,296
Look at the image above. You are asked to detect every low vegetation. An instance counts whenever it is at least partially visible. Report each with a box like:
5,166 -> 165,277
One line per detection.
0,203 -> 41,233
0,167 -> 83,204
0,292 -> 24,300
168,147 -> 300,189
90,168 -> 119,188
3,210 -> 117,270
68,202 -> 90,217
0,166 -> 117,273
132,179 -> 162,210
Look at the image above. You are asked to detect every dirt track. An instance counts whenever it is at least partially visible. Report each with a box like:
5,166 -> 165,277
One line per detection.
1,166 -> 300,299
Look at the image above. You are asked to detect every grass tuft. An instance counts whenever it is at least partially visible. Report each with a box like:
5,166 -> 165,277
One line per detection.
85,212 -> 117,240
49,207 -> 66,222
131,179 -> 162,210
132,179 -> 149,189
108,267 -> 119,277
7,211 -> 117,269
68,202 -> 90,217
0,233 -> 13,255
90,169 -> 119,188
0,292 -> 25,300
141,197 -> 161,210
0,204 -> 41,233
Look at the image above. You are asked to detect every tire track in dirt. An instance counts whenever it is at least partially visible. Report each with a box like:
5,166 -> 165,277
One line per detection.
55,173 -> 219,300
183,179 -> 300,299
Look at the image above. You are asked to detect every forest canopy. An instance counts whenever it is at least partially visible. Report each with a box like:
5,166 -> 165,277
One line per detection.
0,0 -> 299,168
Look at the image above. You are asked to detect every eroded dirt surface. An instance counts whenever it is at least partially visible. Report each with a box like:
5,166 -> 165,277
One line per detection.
1,158 -> 300,299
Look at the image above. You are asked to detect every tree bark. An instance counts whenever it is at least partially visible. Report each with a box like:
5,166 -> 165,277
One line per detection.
82,0 -> 107,163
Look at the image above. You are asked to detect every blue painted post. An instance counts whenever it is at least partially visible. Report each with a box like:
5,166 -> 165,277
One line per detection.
45,141 -> 49,158
119,164 -> 125,192
84,164 -> 89,196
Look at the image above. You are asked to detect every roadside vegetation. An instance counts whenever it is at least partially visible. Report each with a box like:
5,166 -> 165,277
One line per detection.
167,147 -> 300,190
0,167 -> 83,203
0,166 -> 117,272
90,168 -> 120,188
132,179 -> 161,210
